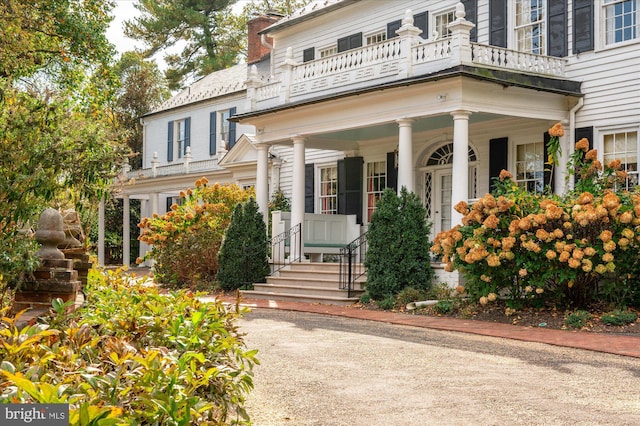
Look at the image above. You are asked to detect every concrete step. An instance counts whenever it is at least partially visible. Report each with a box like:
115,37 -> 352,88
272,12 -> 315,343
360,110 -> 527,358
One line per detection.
253,282 -> 365,298
240,289 -> 362,306
265,276 -> 365,290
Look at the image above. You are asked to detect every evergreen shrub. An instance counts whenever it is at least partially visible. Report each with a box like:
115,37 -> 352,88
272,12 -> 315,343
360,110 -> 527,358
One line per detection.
365,187 -> 434,301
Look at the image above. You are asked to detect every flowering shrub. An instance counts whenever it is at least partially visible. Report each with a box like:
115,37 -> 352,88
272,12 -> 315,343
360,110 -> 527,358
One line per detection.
138,178 -> 254,287
432,123 -> 640,308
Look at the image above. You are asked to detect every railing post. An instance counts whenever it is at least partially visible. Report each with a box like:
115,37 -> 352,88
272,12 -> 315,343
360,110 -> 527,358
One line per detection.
279,47 -> 297,104
396,10 -> 422,78
245,65 -> 260,111
448,2 -> 475,66
151,152 -> 159,178
184,146 -> 192,174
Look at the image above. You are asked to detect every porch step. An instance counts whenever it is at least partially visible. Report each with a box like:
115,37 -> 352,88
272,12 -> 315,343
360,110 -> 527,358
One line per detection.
241,262 -> 366,306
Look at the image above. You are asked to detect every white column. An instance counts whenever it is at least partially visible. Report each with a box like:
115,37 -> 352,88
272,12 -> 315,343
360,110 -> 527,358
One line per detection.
554,120 -> 570,195
122,195 -> 130,267
256,143 -> 270,228
396,118 -> 414,193
291,136 -> 306,261
139,199 -> 149,260
451,110 -> 472,225
150,192 -> 159,216
98,198 -> 105,266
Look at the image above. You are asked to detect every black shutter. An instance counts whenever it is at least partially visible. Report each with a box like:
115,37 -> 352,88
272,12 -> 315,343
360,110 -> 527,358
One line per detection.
305,163 -> 314,213
228,107 -> 237,150
489,0 -> 507,48
413,11 -> 428,39
184,117 -> 191,155
337,32 -> 362,52
387,20 -> 401,39
167,121 -> 174,162
548,0 -> 567,57
386,151 -> 398,192
489,137 -> 508,192
575,126 -> 594,150
543,131 -> 554,193
303,47 -> 315,62
573,0 -> 594,54
209,112 -> 216,155
166,197 -> 173,213
338,157 -> 364,224
461,0 -> 477,42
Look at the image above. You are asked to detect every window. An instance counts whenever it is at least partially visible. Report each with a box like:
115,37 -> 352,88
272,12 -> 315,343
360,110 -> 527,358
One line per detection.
319,46 -> 337,58
220,110 -> 231,147
515,142 -> 544,193
176,120 -> 186,159
303,47 -> 315,62
515,0 -> 546,54
366,31 -> 386,45
603,130 -> 639,189
319,166 -> 337,214
366,161 -> 386,222
387,11 -> 428,40
604,0 -> 638,44
434,10 -> 455,39
167,117 -> 190,162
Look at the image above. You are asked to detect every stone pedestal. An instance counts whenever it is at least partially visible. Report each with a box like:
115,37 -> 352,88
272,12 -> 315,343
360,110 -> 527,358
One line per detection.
62,249 -> 92,290
13,259 -> 80,313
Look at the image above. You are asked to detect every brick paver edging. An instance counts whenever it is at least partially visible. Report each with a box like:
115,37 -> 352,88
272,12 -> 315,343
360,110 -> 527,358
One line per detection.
215,297 -> 640,359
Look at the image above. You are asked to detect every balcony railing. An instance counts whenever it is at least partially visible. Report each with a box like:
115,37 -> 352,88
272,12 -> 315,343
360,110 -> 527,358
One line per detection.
123,150 -> 223,180
246,6 -> 567,112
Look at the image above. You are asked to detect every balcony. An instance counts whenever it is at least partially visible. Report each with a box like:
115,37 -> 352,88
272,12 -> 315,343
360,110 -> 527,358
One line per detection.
246,7 -> 567,112
123,148 -> 223,180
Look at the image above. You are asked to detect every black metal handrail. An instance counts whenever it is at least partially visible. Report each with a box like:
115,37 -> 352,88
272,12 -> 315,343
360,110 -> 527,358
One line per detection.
269,222 -> 302,275
339,231 -> 368,298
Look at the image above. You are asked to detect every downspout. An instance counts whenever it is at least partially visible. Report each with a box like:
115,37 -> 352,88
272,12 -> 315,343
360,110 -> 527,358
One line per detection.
567,97 -> 585,191
261,34 -> 275,77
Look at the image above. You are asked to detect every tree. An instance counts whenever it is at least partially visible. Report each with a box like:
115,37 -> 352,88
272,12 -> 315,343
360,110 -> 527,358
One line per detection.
364,188 -> 434,300
113,52 -> 170,169
217,198 -> 269,291
0,0 -> 129,289
125,0 -> 311,90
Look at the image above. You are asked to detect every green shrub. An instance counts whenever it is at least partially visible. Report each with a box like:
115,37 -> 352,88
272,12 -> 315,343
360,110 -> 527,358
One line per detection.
565,310 -> 592,328
359,292 -> 371,304
376,296 -> 396,310
429,282 -> 454,300
0,269 -> 258,424
365,188 -> 434,300
601,309 -> 638,326
217,198 -> 270,291
433,300 -> 455,315
395,286 -> 430,308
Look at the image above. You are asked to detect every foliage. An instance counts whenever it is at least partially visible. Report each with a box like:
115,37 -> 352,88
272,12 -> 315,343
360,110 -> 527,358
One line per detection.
86,198 -> 141,265
217,198 -> 270,291
433,300 -> 455,315
359,293 -> 371,304
138,178 -> 254,287
395,286 -> 430,308
432,123 -> 640,309
375,296 -> 396,311
600,309 -> 638,326
125,0 -> 311,90
0,269 -> 258,425
113,52 -> 170,169
365,188 -> 434,300
564,310 -> 592,329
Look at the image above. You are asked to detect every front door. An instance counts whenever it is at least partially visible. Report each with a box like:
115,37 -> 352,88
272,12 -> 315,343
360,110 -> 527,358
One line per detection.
433,168 -> 452,235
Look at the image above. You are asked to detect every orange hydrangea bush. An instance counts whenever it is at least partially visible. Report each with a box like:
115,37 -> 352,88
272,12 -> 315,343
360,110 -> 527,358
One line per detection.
138,178 -> 254,287
432,124 -> 640,308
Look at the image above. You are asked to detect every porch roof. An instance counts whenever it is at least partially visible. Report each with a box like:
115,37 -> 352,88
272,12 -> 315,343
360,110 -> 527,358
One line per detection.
231,65 -> 582,123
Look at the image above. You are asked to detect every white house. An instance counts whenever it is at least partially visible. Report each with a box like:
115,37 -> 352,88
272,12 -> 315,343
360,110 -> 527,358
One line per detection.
109,0 -> 640,301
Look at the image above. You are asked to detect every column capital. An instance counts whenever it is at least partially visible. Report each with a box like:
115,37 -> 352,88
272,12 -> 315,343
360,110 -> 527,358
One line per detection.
451,110 -> 472,119
292,135 -> 307,144
396,118 -> 414,126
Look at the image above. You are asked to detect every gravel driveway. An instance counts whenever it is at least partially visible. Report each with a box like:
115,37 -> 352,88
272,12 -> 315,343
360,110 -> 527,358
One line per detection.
239,309 -> 640,426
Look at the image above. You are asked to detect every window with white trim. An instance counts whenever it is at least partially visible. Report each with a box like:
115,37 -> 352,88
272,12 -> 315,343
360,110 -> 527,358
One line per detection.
366,31 -> 386,45
176,119 -> 186,159
366,161 -> 386,222
319,166 -> 337,214
603,0 -> 638,45
220,110 -> 231,148
515,0 -> 546,54
434,10 -> 455,39
603,130 -> 639,189
515,141 -> 544,193
319,46 -> 337,58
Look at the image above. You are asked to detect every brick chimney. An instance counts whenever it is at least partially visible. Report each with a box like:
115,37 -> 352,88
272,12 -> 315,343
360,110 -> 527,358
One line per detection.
247,13 -> 282,65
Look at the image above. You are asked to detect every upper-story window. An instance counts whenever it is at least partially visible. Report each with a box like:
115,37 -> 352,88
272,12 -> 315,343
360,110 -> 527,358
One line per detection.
604,0 -> 638,45
603,129 -> 639,189
209,107 -> 236,155
515,0 -> 546,54
515,141 -> 544,193
434,10 -> 455,39
167,117 -> 190,162
220,110 -> 231,145
366,31 -> 386,45
387,11 -> 428,40
319,46 -> 337,58
337,32 -> 362,52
